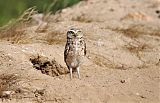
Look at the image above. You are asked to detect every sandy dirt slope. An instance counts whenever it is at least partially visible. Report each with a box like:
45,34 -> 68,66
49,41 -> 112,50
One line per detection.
0,0 -> 160,103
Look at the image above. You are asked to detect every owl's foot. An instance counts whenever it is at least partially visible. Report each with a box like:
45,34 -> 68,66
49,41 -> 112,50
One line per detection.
70,68 -> 73,80
77,67 -> 80,79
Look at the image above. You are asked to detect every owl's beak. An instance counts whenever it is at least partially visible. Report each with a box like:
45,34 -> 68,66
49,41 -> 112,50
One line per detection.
73,34 -> 77,37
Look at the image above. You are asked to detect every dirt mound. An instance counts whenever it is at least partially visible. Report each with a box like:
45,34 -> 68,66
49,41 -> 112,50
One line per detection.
0,0 -> 159,103
30,55 -> 68,77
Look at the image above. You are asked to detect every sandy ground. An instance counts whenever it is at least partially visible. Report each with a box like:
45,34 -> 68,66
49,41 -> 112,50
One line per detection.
0,0 -> 160,103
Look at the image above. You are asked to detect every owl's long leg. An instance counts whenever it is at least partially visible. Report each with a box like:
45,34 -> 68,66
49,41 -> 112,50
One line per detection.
70,68 -> 73,79
77,67 -> 80,79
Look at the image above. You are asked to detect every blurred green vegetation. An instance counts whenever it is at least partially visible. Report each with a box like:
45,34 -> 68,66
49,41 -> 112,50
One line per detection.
0,0 -> 80,26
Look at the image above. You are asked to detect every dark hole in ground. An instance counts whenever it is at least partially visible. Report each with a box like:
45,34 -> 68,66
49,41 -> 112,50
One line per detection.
30,55 -> 68,77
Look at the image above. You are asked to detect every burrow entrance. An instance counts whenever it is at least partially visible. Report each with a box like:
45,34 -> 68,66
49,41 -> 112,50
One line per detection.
30,55 -> 68,77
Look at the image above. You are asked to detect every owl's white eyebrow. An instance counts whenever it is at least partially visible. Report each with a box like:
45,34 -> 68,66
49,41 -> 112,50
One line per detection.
69,29 -> 81,33
68,30 -> 76,33
76,30 -> 82,33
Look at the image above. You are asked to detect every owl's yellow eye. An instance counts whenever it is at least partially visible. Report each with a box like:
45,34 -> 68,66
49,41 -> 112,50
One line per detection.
67,31 -> 75,38
77,31 -> 83,38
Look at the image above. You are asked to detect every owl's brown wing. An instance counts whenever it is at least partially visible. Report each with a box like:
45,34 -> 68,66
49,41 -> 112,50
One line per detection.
64,43 -> 70,63
84,40 -> 86,56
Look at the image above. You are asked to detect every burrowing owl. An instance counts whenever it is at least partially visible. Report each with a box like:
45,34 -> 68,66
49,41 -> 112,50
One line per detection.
64,28 -> 86,79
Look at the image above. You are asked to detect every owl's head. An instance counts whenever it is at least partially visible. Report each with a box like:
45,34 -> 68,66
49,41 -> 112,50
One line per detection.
67,28 -> 83,39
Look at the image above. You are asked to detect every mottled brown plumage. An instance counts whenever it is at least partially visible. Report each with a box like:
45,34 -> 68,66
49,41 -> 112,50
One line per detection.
64,28 -> 86,79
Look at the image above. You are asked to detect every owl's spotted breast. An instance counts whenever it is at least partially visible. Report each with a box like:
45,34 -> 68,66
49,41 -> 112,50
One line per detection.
64,38 -> 86,68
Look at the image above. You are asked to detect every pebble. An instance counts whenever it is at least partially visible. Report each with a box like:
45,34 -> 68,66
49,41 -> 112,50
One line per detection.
120,80 -> 125,83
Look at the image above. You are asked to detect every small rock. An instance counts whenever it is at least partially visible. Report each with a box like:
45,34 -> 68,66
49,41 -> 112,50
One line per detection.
34,89 -> 45,97
120,80 -> 125,83
136,93 -> 140,96
140,95 -> 146,98
0,91 -> 15,99
109,8 -> 114,12
155,10 -> 160,14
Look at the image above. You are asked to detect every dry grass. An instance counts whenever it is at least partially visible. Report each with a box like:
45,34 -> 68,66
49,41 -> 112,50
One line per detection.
72,13 -> 92,23
124,42 -> 149,54
0,74 -> 17,91
112,24 -> 160,38
0,25 -> 26,44
89,52 -> 127,70
44,31 -> 65,45
0,74 -> 18,100
0,7 -> 58,44
0,7 -> 37,44
123,42 -> 150,69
